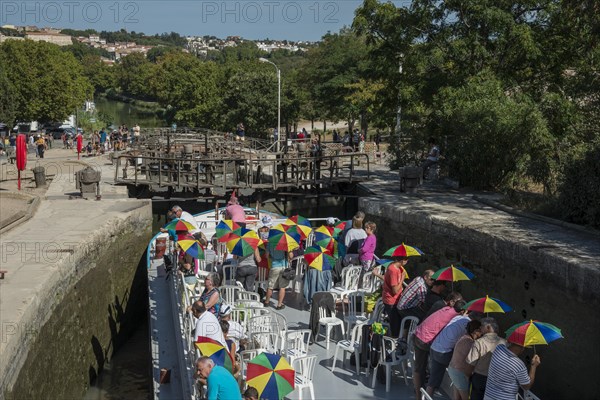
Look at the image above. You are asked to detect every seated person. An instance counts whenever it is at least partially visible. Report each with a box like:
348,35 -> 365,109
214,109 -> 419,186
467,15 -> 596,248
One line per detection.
420,137 -> 440,178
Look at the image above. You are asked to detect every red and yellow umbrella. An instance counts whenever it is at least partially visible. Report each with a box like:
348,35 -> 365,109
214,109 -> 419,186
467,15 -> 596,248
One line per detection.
432,265 -> 474,282
284,215 -> 312,239
268,224 -> 301,251
383,243 -> 424,257
246,352 -> 294,400
464,295 -> 512,314
177,235 -> 205,259
215,220 -> 242,241
505,320 -> 563,347
303,245 -> 336,271
195,336 -> 234,373
164,218 -> 196,232
334,220 -> 347,236
314,225 -> 335,248
226,228 -> 261,257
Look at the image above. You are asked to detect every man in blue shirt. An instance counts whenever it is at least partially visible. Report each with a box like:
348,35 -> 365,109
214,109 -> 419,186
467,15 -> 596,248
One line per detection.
195,356 -> 241,400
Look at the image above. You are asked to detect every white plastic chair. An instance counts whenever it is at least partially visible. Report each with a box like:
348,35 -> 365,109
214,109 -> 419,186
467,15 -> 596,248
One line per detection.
289,255 -> 306,293
256,267 -> 269,291
371,336 -> 405,392
247,315 -> 278,337
360,271 -> 382,293
293,355 -> 317,400
237,291 -> 262,307
250,332 -> 283,354
343,290 -> 368,334
219,285 -> 242,305
331,323 -> 362,375
285,329 -> 311,365
330,266 -> 361,301
222,264 -> 237,286
317,305 -> 345,350
230,307 -> 249,331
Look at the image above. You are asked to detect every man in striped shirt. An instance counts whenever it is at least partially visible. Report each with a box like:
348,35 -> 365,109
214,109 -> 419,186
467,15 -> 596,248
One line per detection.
484,343 -> 541,400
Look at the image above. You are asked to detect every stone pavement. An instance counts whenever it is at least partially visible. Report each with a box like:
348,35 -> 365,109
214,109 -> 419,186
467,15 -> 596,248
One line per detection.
0,147 -> 151,395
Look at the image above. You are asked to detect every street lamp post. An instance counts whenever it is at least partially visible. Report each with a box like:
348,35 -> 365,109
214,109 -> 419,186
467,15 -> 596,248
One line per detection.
259,58 -> 281,152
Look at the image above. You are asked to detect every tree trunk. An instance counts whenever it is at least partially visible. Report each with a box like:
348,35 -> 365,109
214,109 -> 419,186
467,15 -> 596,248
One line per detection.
311,118 -> 314,131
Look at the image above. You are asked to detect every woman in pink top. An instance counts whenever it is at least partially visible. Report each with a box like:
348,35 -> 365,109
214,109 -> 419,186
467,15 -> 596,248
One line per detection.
448,320 -> 482,400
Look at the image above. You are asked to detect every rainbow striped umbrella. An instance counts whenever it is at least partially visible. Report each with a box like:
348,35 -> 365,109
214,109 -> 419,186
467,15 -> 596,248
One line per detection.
314,225 -> 335,248
383,243 -> 424,257
195,336 -> 234,373
505,320 -> 563,348
334,220 -> 347,236
177,235 -> 204,259
247,352 -> 295,400
164,218 -> 195,232
432,265 -> 474,281
215,220 -> 242,241
303,245 -> 336,271
268,224 -> 301,251
284,215 -> 312,239
464,295 -> 512,314
226,228 -> 261,257
375,259 -> 409,279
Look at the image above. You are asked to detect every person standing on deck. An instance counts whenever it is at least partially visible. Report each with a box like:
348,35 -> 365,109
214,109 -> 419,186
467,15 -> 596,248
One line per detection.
195,356 -> 241,400
381,256 -> 408,337
413,300 -> 467,400
484,342 -> 541,400
258,236 -> 293,310
467,318 -> 506,400
225,197 -> 246,228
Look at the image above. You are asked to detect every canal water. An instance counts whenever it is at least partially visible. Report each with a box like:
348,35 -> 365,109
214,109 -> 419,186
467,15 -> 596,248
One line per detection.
94,97 -> 166,128
84,196 -> 357,399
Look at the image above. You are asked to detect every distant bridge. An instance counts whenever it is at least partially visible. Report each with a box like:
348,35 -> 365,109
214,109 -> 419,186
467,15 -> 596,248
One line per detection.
113,128 -> 372,197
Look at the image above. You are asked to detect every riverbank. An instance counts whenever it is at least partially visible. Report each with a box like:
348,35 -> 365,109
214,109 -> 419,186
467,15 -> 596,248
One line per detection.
0,148 -> 153,399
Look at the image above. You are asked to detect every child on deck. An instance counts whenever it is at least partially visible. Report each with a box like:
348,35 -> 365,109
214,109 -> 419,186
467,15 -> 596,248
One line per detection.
358,221 -> 377,288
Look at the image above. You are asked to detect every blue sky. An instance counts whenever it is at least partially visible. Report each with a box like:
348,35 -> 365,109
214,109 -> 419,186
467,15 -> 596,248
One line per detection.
1,1 -> 410,41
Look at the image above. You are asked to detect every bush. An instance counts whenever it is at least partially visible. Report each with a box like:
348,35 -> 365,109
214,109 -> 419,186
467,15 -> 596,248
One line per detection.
556,141 -> 600,228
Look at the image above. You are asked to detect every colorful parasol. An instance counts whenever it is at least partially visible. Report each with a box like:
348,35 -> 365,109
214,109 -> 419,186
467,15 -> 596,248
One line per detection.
164,218 -> 196,232
177,235 -> 205,259
268,224 -> 301,251
303,245 -> 336,271
246,352 -> 295,400
383,243 -> 424,257
226,228 -> 261,257
505,320 -> 563,348
375,259 -> 409,279
16,134 -> 27,190
283,215 -> 312,239
464,295 -> 512,314
215,219 -> 242,242
195,336 -> 234,373
334,220 -> 347,236
314,225 -> 335,248
432,265 -> 474,282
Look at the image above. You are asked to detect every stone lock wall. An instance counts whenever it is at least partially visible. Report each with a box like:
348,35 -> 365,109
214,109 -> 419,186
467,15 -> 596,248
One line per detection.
2,201 -> 152,400
361,198 -> 600,400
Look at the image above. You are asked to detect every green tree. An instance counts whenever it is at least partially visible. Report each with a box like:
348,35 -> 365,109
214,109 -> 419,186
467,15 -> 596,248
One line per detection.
0,68 -> 17,126
0,39 -> 92,123
115,53 -> 156,98
151,52 -> 223,127
81,55 -> 115,93
299,29 -> 370,129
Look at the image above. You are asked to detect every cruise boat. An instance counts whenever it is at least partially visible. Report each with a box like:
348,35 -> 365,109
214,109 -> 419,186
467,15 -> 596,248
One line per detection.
146,207 -> 540,400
